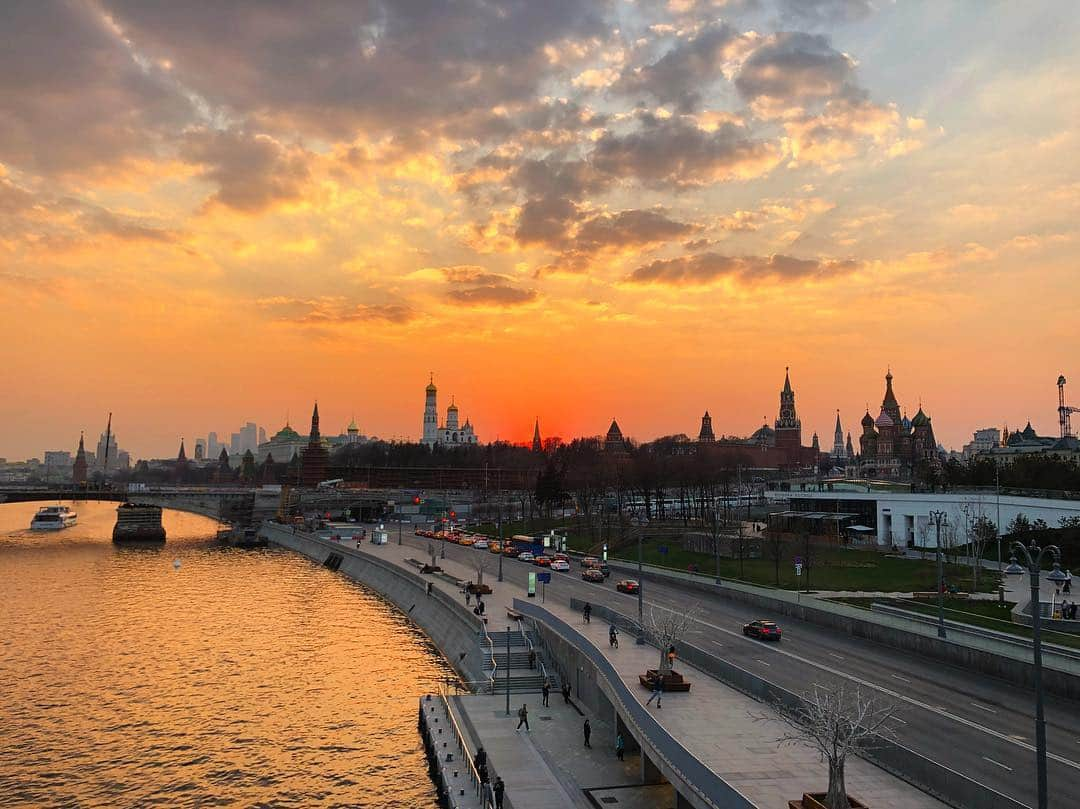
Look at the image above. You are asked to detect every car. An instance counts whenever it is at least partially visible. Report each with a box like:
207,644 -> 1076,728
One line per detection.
552,552 -> 569,562
551,559 -> 570,572
458,537 -> 476,547
473,539 -> 489,550
581,556 -> 600,568
616,579 -> 639,594
582,568 -> 605,583
534,555 -> 552,566
517,551 -> 535,562
743,620 -> 782,641
503,544 -> 519,556
488,541 -> 502,554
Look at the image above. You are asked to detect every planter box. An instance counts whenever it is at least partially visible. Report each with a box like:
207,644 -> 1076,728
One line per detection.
638,668 -> 692,692
788,792 -> 868,809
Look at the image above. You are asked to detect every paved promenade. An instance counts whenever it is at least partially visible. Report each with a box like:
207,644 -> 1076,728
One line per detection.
323,530 -> 946,808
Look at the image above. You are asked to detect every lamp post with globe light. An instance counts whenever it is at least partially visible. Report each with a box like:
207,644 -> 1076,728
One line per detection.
1005,539 -> 1068,809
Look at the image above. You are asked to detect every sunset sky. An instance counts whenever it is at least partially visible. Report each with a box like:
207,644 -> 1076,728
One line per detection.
2,0 -> 1078,460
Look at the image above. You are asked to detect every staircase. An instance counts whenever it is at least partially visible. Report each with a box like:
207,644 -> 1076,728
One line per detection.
485,629 -> 550,694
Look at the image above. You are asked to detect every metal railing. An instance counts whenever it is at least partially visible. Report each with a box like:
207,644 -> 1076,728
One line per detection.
434,682 -> 493,808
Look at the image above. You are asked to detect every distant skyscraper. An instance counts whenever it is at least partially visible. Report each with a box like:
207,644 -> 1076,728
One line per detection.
240,422 -> 257,454
230,433 -> 241,454
96,432 -> 118,470
208,431 -> 220,457
258,426 -> 267,445
194,439 -> 206,461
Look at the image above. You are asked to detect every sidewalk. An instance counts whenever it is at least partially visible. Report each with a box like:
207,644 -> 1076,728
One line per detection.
333,533 -> 946,809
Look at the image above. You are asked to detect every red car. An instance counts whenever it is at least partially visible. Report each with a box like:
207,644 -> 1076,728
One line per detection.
533,555 -> 552,567
743,620 -> 782,641
616,579 -> 639,594
582,568 -> 605,583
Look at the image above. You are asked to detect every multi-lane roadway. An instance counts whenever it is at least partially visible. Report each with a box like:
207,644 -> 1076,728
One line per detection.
396,530 -> 1080,809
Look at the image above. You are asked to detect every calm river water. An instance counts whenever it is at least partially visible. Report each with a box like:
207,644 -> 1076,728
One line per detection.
0,500 -> 456,808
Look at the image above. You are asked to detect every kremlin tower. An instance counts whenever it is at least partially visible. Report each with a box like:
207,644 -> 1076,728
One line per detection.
532,419 -> 542,452
774,368 -> 802,454
72,433 -> 88,486
300,402 -> 329,487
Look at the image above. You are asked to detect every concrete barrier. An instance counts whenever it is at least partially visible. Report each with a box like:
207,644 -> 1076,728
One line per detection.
571,598 -> 1027,809
262,522 -> 491,687
606,559 -> 1080,700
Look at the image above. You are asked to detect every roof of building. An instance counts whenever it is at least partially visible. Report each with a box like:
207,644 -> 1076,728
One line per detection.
875,409 -> 894,428
606,419 -> 624,439
861,411 -> 875,428
911,407 -> 929,427
272,424 -> 302,441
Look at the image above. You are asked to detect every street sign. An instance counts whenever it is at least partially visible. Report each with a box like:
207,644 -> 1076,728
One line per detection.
528,572 -> 537,598
659,545 -> 669,555
537,572 -> 551,583
795,562 -> 803,576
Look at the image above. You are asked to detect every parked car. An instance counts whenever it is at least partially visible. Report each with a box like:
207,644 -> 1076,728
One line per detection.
616,579 -> 639,594
517,551 -> 535,562
582,568 -> 605,583
550,559 -> 570,572
534,555 -> 552,567
743,620 -> 782,641
473,539 -> 489,550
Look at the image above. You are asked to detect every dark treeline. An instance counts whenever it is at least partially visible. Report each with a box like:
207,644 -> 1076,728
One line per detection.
923,454 -> 1080,494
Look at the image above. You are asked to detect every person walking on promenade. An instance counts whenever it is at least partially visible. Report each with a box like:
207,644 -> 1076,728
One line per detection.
615,733 -> 625,761
609,624 -> 619,648
528,649 -> 536,670
426,582 -> 433,596
465,590 -> 472,606
562,681 -> 571,704
583,602 -> 592,624
646,673 -> 664,709
478,599 -> 485,616
583,718 -> 591,748
516,703 -> 530,732
542,679 -> 550,707
493,777 -> 505,809
474,745 -> 487,771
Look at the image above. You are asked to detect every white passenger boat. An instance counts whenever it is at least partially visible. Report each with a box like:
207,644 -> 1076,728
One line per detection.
30,505 -> 78,531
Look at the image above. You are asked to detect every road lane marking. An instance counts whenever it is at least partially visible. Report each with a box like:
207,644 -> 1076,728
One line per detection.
971,702 -> 998,714
629,598 -> 1080,772
891,716 -> 907,725
756,659 -> 771,666
829,653 -> 845,660
982,756 -> 1013,772
890,674 -> 912,683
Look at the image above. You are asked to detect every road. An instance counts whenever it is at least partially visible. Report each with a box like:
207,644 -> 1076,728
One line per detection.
393,530 -> 1080,809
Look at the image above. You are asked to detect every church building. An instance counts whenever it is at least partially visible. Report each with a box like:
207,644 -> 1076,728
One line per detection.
421,377 -> 479,447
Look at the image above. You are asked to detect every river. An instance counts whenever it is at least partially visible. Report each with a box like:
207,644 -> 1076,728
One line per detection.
0,500 -> 457,808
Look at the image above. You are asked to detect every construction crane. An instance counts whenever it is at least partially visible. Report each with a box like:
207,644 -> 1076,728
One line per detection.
1059,375 -> 1080,439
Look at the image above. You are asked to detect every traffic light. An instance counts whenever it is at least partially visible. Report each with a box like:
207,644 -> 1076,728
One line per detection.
450,510 -> 457,519
413,496 -> 421,505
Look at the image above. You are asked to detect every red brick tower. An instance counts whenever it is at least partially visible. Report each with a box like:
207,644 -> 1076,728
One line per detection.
73,433 -> 88,486
774,368 -> 802,455
300,402 -> 329,487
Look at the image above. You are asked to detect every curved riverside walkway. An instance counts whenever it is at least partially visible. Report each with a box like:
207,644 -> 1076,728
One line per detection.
270,524 -> 948,809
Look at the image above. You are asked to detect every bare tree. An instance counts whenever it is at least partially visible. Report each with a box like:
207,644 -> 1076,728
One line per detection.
474,555 -> 489,589
644,603 -> 700,674
758,682 -> 900,809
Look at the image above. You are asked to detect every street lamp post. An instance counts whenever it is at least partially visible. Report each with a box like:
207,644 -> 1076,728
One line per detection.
504,624 -> 511,716
636,529 -> 645,644
930,510 -> 948,639
1005,539 -> 1067,809
497,496 -> 504,582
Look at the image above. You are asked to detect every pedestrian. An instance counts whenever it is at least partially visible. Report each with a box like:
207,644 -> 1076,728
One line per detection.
615,733 -> 625,761
609,624 -> 619,648
562,682 -> 571,704
583,602 -> 592,624
478,599 -> 485,616
478,762 -> 489,786
528,649 -> 536,670
465,590 -> 472,606
516,703 -> 530,732
493,777 -> 505,809
583,718 -> 591,748
646,673 -> 664,709
426,582 -> 433,596
542,679 -> 550,707
474,745 -> 487,770
667,645 -> 677,669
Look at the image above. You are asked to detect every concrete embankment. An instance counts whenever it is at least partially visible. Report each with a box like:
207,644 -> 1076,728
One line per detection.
261,522 -> 490,686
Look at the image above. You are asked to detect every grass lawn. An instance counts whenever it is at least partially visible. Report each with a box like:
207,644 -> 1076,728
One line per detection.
832,596 -> 1080,650
469,517 -> 999,593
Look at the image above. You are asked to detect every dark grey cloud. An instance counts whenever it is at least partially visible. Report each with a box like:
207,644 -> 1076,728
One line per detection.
626,252 -> 861,285
439,265 -> 538,306
181,130 -> 310,212
735,32 -> 860,106
0,0 -> 194,173
590,116 -> 778,188
574,210 -> 699,250
614,23 -> 741,112
101,0 -> 609,139
513,159 -> 610,200
515,196 -> 580,247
